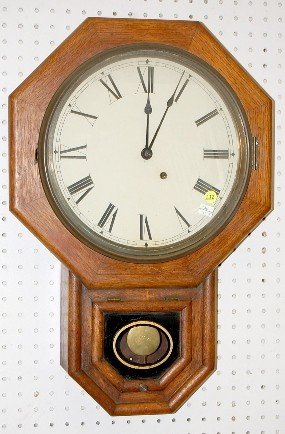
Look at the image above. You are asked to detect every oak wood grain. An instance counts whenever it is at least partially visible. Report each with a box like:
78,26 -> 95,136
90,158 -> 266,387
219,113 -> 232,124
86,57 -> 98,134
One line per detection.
9,19 -> 273,289
60,267 -> 217,415
9,18 -> 273,416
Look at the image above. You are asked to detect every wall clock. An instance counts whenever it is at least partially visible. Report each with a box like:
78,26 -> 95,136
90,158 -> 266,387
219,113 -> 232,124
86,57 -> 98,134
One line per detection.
9,19 -> 273,415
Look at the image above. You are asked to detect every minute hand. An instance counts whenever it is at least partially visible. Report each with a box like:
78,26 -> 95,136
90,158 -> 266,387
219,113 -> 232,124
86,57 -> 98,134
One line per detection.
148,71 -> 185,151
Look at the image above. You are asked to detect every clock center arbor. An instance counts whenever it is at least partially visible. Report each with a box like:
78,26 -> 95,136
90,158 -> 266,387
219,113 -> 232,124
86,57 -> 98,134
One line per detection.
9,19 -> 273,415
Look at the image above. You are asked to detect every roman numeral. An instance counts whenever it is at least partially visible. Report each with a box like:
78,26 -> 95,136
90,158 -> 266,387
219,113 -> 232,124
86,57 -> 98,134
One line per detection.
98,203 -> 118,233
137,66 -> 154,93
67,175 -> 94,204
195,109 -> 219,126
100,74 -> 122,101
60,145 -> 87,159
174,207 -> 191,229
70,109 -> 98,120
69,104 -> 98,126
203,149 -> 229,159
194,178 -> 220,196
174,77 -> 190,102
139,215 -> 152,240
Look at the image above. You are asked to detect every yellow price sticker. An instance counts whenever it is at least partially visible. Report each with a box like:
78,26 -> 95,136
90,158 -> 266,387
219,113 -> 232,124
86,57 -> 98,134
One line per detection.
204,190 -> 218,204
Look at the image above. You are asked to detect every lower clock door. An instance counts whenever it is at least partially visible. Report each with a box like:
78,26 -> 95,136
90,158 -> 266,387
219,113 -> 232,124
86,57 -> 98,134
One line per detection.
60,267 -> 217,416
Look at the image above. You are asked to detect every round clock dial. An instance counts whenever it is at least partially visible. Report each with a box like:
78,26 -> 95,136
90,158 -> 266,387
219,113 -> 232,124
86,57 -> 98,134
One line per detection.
39,45 -> 251,262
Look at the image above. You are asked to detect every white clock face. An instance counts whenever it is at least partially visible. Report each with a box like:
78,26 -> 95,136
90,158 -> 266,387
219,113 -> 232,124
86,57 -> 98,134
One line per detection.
40,46 -> 251,261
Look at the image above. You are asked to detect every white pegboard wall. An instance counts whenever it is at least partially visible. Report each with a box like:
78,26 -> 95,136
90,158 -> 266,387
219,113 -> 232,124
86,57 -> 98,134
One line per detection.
0,1 -> 284,433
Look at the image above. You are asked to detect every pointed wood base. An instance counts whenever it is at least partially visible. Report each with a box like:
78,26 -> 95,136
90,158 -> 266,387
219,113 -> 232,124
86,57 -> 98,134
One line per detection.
60,267 -> 217,415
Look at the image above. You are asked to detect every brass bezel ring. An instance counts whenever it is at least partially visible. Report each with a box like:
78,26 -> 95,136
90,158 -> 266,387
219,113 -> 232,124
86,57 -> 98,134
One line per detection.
112,320 -> 174,370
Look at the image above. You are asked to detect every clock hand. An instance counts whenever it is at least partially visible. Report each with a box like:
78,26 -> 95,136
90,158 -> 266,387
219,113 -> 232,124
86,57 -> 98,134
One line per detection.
145,94 -> 152,147
141,96 -> 153,160
141,71 -> 185,160
141,69 -> 153,160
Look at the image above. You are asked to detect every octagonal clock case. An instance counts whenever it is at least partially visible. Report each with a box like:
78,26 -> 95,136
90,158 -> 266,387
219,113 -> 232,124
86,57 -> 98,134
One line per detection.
9,19 -> 273,415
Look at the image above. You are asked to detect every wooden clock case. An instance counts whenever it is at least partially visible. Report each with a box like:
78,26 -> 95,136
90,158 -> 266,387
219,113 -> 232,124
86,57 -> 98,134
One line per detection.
61,268 -> 217,415
9,19 -> 273,415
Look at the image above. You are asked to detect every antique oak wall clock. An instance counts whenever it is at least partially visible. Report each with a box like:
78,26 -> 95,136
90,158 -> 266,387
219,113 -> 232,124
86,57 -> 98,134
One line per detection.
9,19 -> 273,415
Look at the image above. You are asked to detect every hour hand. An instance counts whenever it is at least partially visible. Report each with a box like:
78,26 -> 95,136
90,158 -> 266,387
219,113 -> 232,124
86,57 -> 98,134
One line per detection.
144,95 -> 152,148
141,96 -> 153,160
144,96 -> 152,115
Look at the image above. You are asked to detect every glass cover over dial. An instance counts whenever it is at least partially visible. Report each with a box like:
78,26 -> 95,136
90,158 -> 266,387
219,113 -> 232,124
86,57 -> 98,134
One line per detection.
39,45 -> 251,261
